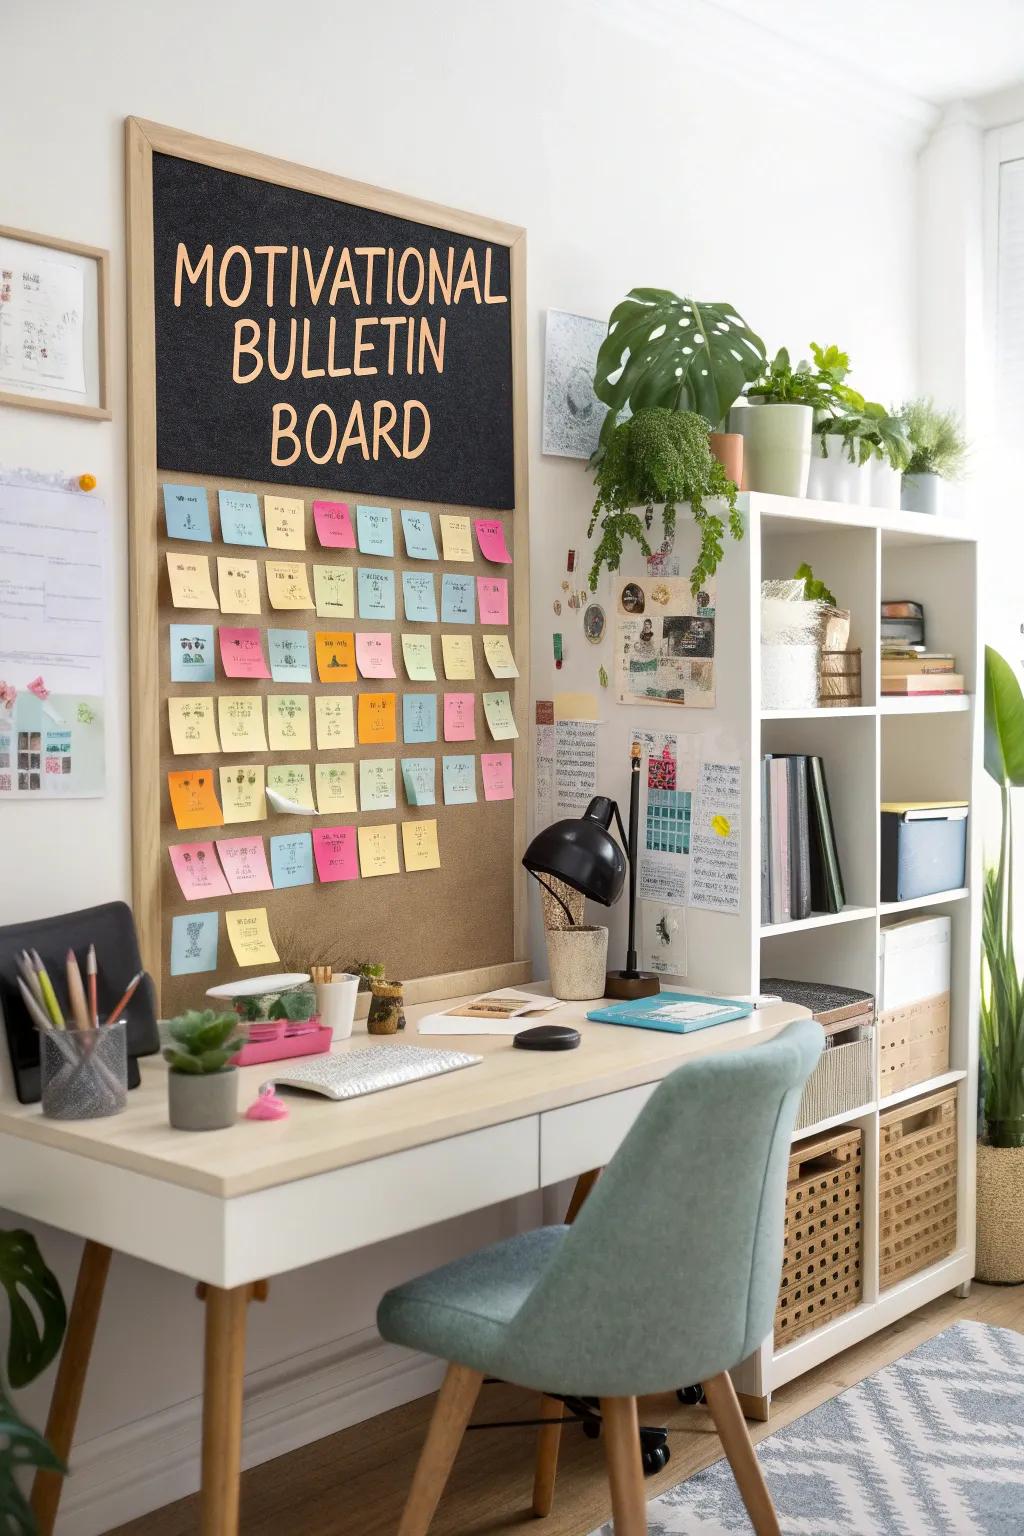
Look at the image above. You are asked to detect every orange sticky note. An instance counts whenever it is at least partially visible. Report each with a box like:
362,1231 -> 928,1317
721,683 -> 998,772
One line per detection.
168,769 -> 224,830
357,692 -> 397,745
315,631 -> 357,682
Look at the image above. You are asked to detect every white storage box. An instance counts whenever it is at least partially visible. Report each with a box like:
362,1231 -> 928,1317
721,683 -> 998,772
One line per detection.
878,914 -> 951,1011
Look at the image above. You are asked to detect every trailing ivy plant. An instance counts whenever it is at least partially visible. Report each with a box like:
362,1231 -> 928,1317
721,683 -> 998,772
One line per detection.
1,1229 -> 66,1534
896,397 -> 969,480
588,408 -> 742,597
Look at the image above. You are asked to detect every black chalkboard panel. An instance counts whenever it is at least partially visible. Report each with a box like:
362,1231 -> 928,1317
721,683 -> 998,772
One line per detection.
152,154 -> 516,509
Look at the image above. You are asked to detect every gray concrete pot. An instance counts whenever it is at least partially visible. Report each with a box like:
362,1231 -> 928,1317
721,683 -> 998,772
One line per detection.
168,1068 -> 239,1131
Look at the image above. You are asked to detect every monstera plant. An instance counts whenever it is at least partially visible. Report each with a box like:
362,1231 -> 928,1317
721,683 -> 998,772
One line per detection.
1,1229 -> 66,1533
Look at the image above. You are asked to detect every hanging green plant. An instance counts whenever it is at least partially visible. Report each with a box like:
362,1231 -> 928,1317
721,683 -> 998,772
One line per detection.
588,408 -> 742,597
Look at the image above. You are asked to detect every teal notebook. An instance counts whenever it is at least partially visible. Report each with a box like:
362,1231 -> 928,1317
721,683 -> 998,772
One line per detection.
586,990 -> 754,1034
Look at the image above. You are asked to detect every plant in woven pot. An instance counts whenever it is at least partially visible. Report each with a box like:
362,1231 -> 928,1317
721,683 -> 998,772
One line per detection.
977,646 -> 1024,1283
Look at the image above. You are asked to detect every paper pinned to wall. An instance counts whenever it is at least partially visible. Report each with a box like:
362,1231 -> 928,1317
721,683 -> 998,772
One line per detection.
642,900 -> 687,978
636,731 -> 695,907
615,576 -> 716,709
554,718 -> 598,817
690,758 -> 742,913
535,700 -> 555,827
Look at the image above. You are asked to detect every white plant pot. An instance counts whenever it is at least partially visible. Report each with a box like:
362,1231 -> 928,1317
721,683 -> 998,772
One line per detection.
545,924 -> 609,1002
807,434 -> 866,505
316,974 -> 359,1040
761,642 -> 820,711
901,471 -> 942,516
872,458 -> 902,512
735,402 -> 813,498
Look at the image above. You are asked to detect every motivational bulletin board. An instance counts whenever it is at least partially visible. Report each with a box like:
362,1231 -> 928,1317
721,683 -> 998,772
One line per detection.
126,120 -> 530,1012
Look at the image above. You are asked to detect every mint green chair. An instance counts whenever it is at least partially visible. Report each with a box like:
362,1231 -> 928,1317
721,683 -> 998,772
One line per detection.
378,1018 -> 823,1535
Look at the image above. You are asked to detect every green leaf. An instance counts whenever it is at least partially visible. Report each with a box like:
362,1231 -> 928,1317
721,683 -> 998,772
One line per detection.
985,646 -> 1024,787
163,1048 -> 203,1073
0,1394 -> 65,1535
0,1232 -> 65,1391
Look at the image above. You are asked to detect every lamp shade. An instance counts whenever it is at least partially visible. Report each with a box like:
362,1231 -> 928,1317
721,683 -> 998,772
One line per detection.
522,797 -> 626,907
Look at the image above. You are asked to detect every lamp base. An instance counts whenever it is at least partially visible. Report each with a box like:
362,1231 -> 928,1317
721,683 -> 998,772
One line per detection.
604,969 -> 661,1001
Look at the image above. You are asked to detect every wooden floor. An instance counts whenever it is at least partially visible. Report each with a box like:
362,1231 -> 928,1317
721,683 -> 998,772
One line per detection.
109,1282 -> 1024,1536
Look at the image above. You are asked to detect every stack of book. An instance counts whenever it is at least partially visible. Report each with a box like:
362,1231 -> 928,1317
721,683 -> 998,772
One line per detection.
761,755 -> 846,925
880,649 -> 964,697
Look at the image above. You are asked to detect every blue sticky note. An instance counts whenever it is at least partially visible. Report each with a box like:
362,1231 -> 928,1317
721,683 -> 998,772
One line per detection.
170,911 -> 219,975
441,573 -> 476,625
442,755 -> 477,805
400,509 -> 438,561
402,571 -> 437,624
267,629 -> 312,683
403,693 -> 438,744
170,624 -> 215,683
218,490 -> 266,547
163,484 -> 211,542
270,832 -> 314,889
356,505 -> 394,558
358,567 -> 396,620
401,757 -> 436,807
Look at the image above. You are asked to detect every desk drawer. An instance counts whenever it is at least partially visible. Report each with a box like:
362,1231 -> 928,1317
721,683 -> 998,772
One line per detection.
540,1083 -> 658,1185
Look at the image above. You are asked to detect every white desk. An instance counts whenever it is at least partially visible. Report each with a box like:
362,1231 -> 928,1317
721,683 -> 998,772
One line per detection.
0,993 -> 805,1535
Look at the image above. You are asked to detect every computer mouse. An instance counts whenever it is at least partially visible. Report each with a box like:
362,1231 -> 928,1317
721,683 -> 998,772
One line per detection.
513,1023 -> 581,1051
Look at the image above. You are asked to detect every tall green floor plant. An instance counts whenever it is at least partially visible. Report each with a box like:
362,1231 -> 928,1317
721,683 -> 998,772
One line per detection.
0,1230 -> 66,1534
982,646 -> 1024,1147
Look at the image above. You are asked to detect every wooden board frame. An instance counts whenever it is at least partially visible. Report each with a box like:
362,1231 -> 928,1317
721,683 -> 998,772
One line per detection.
125,118 -> 531,1008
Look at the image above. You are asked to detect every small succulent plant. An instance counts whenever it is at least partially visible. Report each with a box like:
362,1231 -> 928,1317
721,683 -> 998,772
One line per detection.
163,1010 -> 244,1074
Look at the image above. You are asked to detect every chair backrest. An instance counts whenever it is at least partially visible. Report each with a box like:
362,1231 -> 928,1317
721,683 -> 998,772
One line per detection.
508,1018 -> 823,1396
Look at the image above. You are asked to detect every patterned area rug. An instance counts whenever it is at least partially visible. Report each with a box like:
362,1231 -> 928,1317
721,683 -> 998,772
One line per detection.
591,1322 -> 1024,1534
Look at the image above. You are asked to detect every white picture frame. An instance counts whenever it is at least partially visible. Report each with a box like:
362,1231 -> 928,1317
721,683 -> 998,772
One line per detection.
0,225 -> 110,419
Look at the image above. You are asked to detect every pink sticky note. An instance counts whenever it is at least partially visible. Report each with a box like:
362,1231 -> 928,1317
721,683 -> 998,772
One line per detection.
312,825 -> 359,883
219,627 -> 270,679
313,500 -> 356,549
215,835 -> 273,893
474,519 -> 512,564
169,841 -> 231,900
476,577 -> 509,626
443,692 -> 476,742
481,752 -> 514,802
355,631 -> 396,678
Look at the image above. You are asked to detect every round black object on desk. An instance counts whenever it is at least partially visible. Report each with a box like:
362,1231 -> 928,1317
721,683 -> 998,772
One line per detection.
513,1023 -> 581,1051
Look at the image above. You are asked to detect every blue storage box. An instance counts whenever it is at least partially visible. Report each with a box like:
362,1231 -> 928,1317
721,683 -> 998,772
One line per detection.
880,802 -> 968,902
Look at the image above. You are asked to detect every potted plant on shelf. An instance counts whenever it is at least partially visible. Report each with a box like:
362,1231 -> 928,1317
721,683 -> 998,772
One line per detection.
896,397 -> 968,515
810,402 -> 911,509
163,1008 -> 245,1131
1,1228 -> 66,1528
740,343 -> 846,497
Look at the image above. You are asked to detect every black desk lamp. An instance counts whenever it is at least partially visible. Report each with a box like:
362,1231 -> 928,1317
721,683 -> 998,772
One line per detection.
522,741 -> 660,1000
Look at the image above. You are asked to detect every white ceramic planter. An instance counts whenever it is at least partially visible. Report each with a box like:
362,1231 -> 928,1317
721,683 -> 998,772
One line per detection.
733,402 -> 813,498
545,924 -> 608,1001
807,434 -> 867,505
872,458 -> 903,512
316,974 -> 359,1040
901,471 -> 942,516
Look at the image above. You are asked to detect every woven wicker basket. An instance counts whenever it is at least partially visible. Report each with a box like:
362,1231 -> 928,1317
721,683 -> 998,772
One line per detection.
879,1085 -> 958,1290
975,1143 -> 1024,1284
775,1126 -> 863,1345
818,647 -> 862,707
795,1030 -> 874,1132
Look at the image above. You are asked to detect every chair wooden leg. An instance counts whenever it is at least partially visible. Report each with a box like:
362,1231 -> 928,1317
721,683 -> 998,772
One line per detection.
532,1394 -> 564,1517
398,1362 -> 484,1536
200,1282 -> 262,1536
564,1167 -> 601,1223
30,1240 -> 112,1536
599,1396 -> 647,1535
702,1372 -> 780,1536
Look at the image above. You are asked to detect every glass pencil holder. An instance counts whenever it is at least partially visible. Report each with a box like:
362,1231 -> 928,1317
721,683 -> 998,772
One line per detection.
39,1020 -> 128,1120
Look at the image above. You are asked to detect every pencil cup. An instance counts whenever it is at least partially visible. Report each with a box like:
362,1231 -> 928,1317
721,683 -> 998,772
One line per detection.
40,1021 -> 128,1120
316,974 -> 359,1041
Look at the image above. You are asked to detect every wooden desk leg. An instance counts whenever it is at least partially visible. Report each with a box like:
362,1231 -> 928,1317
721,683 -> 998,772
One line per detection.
199,1280 -> 267,1536
564,1168 -> 601,1224
30,1239 -> 112,1536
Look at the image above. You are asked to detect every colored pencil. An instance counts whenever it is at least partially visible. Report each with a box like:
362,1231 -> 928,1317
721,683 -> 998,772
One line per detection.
16,951 -> 44,1008
86,944 -> 98,1028
107,971 -> 143,1026
30,950 -> 65,1029
66,949 -> 92,1032
17,975 -> 56,1033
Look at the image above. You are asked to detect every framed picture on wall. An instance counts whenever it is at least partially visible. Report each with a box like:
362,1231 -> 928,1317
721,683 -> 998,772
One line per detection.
0,225 -> 110,420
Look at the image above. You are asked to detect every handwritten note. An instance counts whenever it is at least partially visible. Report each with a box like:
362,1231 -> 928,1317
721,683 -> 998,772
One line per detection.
216,557 -> 261,615
170,911 -> 219,975
313,824 -> 359,882
225,907 -> 280,965
168,769 -> 224,830
358,692 -> 397,745
218,490 -> 265,547
355,631 -> 396,679
442,754 -> 477,804
267,628 -> 312,683
167,553 -> 218,610
315,631 -> 357,682
402,818 -> 441,872
265,560 -> 314,611
481,752 -> 514,801
264,495 -> 306,550
267,694 -> 311,752
359,757 -> 397,811
439,513 -> 473,562
441,573 -> 475,624
400,508 -> 438,560
217,696 -> 267,752
402,692 -> 438,743
357,823 -> 400,878
401,633 -> 436,681
356,505 -> 394,557
267,763 -> 315,810
313,499 -> 355,549
219,627 -> 269,679
315,761 -> 357,814
443,692 -> 476,742
690,759 -> 742,914
401,757 -> 436,807
270,832 -> 315,889
441,634 -> 475,680
170,624 -> 215,683
357,567 -> 396,620
314,694 -> 355,749
482,690 -> 518,740
402,571 -> 437,623
473,518 -> 512,563
477,577 -> 509,626
168,697 -> 219,755
163,484 -> 211,542
555,718 -> 598,817
219,764 -> 266,824
215,836 -> 273,893
482,633 -> 519,679
313,563 -> 354,619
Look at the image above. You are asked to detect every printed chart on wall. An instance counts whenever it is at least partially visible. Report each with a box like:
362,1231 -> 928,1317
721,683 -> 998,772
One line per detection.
616,576 -> 716,708
0,477 -> 106,798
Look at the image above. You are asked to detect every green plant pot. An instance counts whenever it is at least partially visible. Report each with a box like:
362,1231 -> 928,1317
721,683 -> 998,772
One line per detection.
168,1068 -> 239,1131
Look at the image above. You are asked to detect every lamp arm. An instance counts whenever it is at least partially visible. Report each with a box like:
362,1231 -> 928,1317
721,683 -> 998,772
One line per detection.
611,800 -> 630,856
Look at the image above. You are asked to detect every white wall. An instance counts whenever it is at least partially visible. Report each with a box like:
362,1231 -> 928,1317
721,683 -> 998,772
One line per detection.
0,2 -> 927,1529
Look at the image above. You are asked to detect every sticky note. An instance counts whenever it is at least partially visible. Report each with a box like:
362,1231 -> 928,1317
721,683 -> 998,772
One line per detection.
218,764 -> 266,824
402,633 -> 436,681
225,907 -> 280,966
402,818 -> 441,872
167,552 -> 218,610
403,692 -> 438,744
401,508 -> 438,561
217,695 -> 267,752
313,563 -> 354,619
218,490 -> 265,547
169,842 -> 230,900
270,832 -> 314,889
442,754 -> 477,805
315,694 -> 355,750
313,499 -> 355,549
401,757 -> 436,807
313,825 -> 358,883
357,823 -> 400,878
163,484 -> 211,542
168,768 -> 223,830
441,574 -> 475,624
357,567 -> 396,621
440,513 -> 473,562
441,634 -> 475,680
267,762 -> 315,809
402,570 -> 437,624
168,697 -> 219,755
482,751 -> 514,801
355,631 -> 396,679
267,694 -> 311,751
483,689 -> 518,740
482,633 -> 519,679
554,692 -> 599,721
265,496 -> 305,550
316,631 -> 357,682
170,624 -> 215,683
216,557 -> 261,615
219,627 -> 269,679
267,628 -> 312,683
358,692 -> 397,745
359,757 -> 397,811
215,836 -> 273,893
170,911 -> 219,975
443,692 -> 476,742
315,761 -> 356,814
356,505 -> 394,557
265,560 -> 314,611
474,518 -> 512,564
477,577 -> 509,626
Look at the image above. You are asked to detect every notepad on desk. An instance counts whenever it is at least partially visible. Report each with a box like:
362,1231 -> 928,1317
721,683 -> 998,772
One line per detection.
586,991 -> 753,1034
418,989 -> 563,1036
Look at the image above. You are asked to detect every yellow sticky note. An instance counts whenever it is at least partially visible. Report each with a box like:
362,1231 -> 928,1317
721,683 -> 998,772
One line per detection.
166,552 -> 218,610
168,697 -> 220,755
402,818 -> 441,872
218,764 -> 267,824
314,694 -> 355,750
482,633 -> 519,679
315,761 -> 357,813
264,496 -> 306,551
216,557 -> 262,615
313,564 -> 355,619
267,762 -> 315,809
401,633 -> 435,681
217,696 -> 268,752
441,634 -> 475,680
357,823 -> 400,878
554,692 -> 599,721
225,906 -> 280,966
267,694 -> 311,751
358,692 -> 397,745
483,690 -> 519,740
265,560 -> 314,611
439,514 -> 473,562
